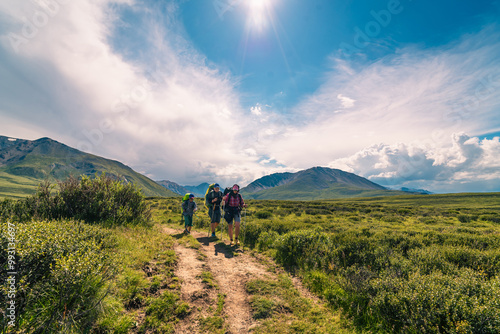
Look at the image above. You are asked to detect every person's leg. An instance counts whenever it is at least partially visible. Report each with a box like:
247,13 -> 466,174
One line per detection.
228,222 -> 233,241
184,215 -> 189,233
187,215 -> 193,233
234,212 -> 241,241
212,209 -> 220,236
209,207 -> 215,234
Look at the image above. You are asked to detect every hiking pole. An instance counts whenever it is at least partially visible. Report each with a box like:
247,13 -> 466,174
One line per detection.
207,207 -> 212,237
242,208 -> 247,251
221,204 -> 225,242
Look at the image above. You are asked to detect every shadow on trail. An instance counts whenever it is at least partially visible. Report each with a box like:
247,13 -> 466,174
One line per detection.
195,235 -> 242,259
171,232 -> 187,240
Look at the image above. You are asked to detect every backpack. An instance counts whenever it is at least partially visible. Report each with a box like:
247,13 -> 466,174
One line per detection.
224,188 -> 242,207
204,183 -> 216,208
182,193 -> 192,201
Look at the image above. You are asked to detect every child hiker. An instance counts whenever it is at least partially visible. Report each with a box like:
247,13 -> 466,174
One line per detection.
182,193 -> 197,234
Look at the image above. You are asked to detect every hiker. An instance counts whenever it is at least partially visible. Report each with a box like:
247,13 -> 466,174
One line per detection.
207,183 -> 223,237
182,193 -> 197,234
222,184 -> 247,246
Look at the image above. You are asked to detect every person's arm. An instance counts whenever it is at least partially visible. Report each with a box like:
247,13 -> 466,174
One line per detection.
240,195 -> 247,208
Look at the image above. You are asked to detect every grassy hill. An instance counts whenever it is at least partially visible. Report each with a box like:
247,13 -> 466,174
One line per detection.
242,166 -> 407,200
0,136 -> 178,198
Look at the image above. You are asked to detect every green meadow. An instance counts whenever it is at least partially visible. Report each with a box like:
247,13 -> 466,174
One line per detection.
1,177 -> 499,333
153,192 -> 500,333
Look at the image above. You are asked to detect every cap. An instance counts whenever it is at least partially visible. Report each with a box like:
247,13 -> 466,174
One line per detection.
214,183 -> 220,188
189,194 -> 195,198
232,184 -> 239,191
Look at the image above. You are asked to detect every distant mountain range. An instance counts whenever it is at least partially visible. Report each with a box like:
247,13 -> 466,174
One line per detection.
183,183 -> 211,197
156,180 -> 190,196
400,187 -> 433,195
157,181 -> 226,197
240,166 -> 409,200
0,136 -> 177,198
0,135 -> 430,201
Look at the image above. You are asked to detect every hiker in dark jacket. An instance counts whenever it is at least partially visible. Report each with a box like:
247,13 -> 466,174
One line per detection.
222,184 -> 247,246
207,184 -> 223,238
181,194 -> 197,234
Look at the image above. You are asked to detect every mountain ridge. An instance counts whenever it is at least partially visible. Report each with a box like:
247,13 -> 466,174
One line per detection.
0,135 -> 178,198
156,180 -> 190,196
241,166 -> 406,200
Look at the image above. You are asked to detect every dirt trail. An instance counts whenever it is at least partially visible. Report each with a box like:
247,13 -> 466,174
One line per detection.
174,244 -> 205,300
164,227 -> 270,333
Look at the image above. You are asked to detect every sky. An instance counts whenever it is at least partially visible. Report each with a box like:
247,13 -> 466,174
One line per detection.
0,0 -> 499,192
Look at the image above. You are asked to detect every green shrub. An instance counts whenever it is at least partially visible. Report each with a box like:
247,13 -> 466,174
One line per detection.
0,174 -> 151,226
254,224 -> 500,333
372,270 -> 500,333
255,211 -> 273,219
0,219 -> 115,333
458,214 -> 473,223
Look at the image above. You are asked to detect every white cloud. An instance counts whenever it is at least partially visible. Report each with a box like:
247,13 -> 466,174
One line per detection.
250,104 -> 262,116
0,2 -> 499,191
251,26 -> 500,176
328,134 -> 500,192
337,94 -> 355,108
0,0 -> 275,184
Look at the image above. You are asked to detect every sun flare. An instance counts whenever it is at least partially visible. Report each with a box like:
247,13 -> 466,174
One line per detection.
246,0 -> 271,32
247,0 -> 267,10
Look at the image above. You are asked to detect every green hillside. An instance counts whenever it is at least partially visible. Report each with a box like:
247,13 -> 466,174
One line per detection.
242,167 -> 407,200
244,182 -> 405,200
0,136 -> 178,198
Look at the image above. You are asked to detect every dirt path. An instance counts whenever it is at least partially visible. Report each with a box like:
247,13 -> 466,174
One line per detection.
164,227 -> 270,333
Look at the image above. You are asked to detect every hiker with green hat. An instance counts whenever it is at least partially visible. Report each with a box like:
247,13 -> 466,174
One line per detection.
206,183 -> 223,238
181,193 -> 197,234
222,184 -> 247,246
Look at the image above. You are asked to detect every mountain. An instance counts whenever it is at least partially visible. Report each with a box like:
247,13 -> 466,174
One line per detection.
241,166 -> 406,200
0,136 -> 178,198
400,187 -> 433,195
183,183 -> 210,197
156,180 -> 189,196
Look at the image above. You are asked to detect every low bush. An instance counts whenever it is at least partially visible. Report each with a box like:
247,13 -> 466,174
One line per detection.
255,211 -> 273,219
0,219 -> 115,333
256,227 -> 500,333
0,174 -> 151,226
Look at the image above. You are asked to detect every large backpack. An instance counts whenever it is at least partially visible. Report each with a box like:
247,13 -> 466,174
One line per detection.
204,183 -> 216,208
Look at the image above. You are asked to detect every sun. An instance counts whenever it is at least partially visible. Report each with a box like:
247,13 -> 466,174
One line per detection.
245,0 -> 271,32
247,0 -> 268,10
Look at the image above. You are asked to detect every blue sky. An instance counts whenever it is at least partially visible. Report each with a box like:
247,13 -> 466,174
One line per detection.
0,0 -> 499,192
